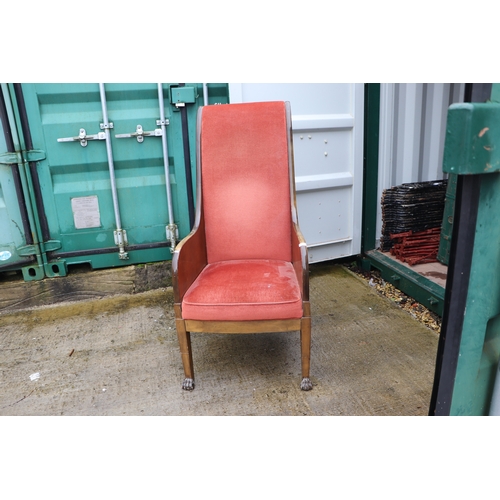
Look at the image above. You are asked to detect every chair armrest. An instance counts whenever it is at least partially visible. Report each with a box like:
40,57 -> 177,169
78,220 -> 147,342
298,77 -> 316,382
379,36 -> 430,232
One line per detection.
292,221 -> 309,302
172,217 -> 207,303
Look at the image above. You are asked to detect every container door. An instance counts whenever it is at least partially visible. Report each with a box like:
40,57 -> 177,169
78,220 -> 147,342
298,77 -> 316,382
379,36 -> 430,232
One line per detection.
229,83 -> 364,262
0,85 -> 41,277
16,83 -> 227,274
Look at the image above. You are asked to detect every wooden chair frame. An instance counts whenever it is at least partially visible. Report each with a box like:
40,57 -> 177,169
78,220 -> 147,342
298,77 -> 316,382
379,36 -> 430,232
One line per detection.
172,102 -> 311,391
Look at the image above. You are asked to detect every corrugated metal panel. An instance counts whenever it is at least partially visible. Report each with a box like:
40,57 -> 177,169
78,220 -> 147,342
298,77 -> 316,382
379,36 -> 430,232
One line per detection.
376,83 -> 465,246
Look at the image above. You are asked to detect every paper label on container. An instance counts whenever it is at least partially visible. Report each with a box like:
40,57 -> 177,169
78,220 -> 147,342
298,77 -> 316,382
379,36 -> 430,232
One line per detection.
71,195 -> 101,229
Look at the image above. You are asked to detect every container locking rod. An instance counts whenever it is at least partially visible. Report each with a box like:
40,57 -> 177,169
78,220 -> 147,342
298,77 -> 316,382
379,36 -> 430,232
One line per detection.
158,83 -> 178,252
99,83 -> 128,260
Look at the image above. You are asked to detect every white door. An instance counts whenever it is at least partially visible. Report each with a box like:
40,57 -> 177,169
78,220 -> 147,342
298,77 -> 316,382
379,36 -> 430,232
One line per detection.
229,83 -> 364,263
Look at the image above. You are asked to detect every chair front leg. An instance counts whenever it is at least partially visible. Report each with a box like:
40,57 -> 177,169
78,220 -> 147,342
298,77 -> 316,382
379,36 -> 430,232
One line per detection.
174,305 -> 195,390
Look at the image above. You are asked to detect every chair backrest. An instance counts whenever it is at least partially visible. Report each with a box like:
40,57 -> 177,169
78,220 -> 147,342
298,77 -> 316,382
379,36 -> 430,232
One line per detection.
200,101 -> 293,264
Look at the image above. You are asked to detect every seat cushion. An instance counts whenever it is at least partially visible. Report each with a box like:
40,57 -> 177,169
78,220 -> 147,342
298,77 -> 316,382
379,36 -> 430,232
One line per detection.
182,260 -> 303,321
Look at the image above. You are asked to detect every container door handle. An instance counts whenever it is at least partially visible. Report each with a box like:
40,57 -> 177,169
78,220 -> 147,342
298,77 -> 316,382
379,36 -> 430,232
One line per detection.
115,122 -> 166,143
57,125 -> 111,147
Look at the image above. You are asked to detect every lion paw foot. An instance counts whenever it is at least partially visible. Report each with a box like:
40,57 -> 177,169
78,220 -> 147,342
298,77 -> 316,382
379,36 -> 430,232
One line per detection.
182,378 -> 195,391
300,377 -> 313,391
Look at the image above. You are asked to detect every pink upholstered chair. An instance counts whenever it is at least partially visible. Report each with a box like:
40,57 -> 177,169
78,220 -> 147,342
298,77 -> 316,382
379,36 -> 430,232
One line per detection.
172,101 -> 312,391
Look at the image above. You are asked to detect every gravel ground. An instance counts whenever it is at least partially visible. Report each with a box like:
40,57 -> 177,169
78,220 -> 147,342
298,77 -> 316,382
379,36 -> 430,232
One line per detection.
344,262 -> 442,334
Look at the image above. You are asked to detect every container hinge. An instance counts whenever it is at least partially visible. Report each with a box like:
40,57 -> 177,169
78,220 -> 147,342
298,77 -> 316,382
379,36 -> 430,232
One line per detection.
0,152 -> 21,164
115,122 -> 167,143
25,149 -> 46,162
17,244 -> 37,257
57,126 -> 112,147
43,240 -> 62,252
0,149 -> 45,164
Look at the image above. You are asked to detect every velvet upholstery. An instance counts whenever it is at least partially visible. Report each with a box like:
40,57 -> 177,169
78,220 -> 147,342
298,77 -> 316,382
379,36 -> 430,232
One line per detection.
180,101 -> 298,321
182,259 -> 303,321
201,101 -> 292,263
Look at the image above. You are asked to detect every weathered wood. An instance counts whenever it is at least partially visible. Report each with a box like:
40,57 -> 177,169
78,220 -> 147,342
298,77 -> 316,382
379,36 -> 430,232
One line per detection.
0,261 -> 172,313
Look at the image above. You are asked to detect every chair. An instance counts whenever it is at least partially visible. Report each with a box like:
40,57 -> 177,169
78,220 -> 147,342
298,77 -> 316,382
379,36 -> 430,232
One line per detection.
172,101 -> 312,391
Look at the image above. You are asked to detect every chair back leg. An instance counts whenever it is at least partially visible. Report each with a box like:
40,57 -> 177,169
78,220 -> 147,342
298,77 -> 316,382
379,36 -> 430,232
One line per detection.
300,302 -> 313,391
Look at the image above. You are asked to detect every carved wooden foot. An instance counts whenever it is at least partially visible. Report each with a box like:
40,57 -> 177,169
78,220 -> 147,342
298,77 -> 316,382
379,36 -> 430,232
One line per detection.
300,377 -> 313,391
182,378 -> 195,391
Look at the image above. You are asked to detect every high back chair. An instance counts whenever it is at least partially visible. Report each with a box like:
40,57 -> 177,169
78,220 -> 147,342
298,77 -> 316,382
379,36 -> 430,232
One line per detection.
172,101 -> 312,391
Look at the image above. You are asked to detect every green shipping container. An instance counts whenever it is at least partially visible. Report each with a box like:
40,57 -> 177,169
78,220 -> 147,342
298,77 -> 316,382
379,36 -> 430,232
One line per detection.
1,83 -> 229,280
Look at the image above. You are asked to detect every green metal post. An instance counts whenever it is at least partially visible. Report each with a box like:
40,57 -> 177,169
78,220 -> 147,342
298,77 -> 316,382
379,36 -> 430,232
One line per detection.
361,83 -> 381,254
430,91 -> 500,415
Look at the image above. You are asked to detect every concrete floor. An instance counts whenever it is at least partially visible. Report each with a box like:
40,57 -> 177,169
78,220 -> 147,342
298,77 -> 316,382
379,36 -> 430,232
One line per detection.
0,261 -> 439,416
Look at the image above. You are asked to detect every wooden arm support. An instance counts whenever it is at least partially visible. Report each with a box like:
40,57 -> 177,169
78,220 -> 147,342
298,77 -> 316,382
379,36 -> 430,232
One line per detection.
172,216 -> 207,304
292,220 -> 309,304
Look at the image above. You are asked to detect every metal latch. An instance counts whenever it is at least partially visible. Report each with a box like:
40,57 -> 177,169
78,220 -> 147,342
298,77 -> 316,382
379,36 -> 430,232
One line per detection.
115,122 -> 167,143
57,124 -> 113,147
